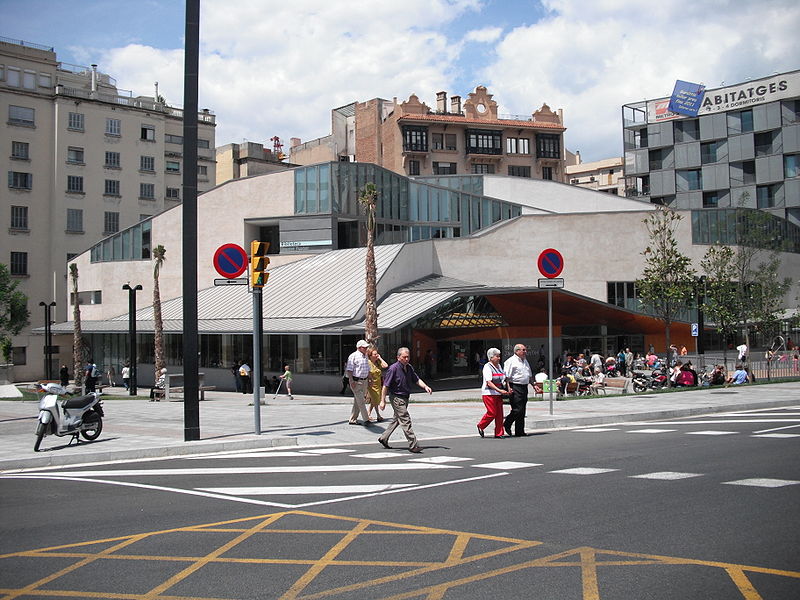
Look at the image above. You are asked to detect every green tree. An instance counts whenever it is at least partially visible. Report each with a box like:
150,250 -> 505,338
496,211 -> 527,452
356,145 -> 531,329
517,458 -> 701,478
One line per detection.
0,264 -> 29,363
69,263 -> 86,385
635,207 -> 696,383
152,245 -> 166,377
700,244 -> 739,365
359,183 -> 379,344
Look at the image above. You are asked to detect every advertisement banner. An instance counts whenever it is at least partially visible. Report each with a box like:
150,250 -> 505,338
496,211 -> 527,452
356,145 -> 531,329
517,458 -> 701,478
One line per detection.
668,80 -> 706,117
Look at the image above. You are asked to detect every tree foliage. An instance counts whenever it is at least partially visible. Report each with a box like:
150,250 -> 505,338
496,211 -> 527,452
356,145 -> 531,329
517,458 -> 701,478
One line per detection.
0,263 -> 30,362
700,244 -> 738,364
359,183 -> 379,344
635,207 -> 696,379
152,245 -> 166,377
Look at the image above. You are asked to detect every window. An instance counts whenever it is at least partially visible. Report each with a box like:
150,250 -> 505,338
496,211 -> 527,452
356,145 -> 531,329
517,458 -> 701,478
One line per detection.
10,252 -> 27,276
140,156 -> 155,172
166,187 -> 180,199
432,133 -> 444,150
9,105 -> 35,126
67,175 -> 84,193
466,129 -> 502,155
198,165 -> 208,176
535,134 -> 560,158
730,160 -> 756,187
782,99 -> 800,125
105,151 -> 120,168
22,70 -> 35,89
105,118 -> 121,136
402,126 -> 428,152
702,191 -> 720,208
728,109 -> 754,135
471,164 -> 495,174
701,140 -> 727,164
68,112 -> 84,131
542,166 -> 554,180
445,133 -> 457,151
67,146 -> 84,164
140,182 -> 155,199
104,179 -> 120,196
408,160 -> 420,176
676,169 -> 702,191
197,138 -> 210,149
140,125 -> 155,141
11,141 -> 29,159
674,119 -> 700,143
506,137 -> 530,154
508,165 -> 531,178
6,67 -> 20,87
66,208 -> 83,232
634,128 -> 648,149
756,184 -> 777,208
11,346 -> 26,366
433,162 -> 457,175
38,72 -> 52,88
649,148 -> 666,170
10,205 -> 28,229
104,211 -> 120,234
785,154 -> 800,179
165,134 -> 183,144
165,160 -> 180,173
8,171 -> 32,189
754,130 -> 780,157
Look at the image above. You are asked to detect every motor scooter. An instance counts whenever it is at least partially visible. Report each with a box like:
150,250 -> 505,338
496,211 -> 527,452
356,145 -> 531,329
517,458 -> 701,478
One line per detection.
34,383 -> 104,452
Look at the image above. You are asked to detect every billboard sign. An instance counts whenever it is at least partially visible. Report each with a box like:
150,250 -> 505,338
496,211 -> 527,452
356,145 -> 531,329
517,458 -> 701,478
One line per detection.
668,80 -> 706,117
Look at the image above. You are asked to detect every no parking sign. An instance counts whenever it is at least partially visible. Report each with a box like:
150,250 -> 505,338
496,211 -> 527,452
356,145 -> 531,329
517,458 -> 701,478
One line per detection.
537,248 -> 564,279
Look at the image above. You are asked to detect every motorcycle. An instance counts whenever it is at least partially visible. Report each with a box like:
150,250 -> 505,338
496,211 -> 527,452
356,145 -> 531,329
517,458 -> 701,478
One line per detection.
631,368 -> 668,393
34,383 -> 104,452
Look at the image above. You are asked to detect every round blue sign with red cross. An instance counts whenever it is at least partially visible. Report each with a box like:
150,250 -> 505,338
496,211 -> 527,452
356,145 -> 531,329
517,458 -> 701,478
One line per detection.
537,248 -> 564,279
213,243 -> 248,279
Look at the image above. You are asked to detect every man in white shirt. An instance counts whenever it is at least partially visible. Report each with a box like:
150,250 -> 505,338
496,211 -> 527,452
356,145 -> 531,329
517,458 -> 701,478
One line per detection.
346,340 -> 371,425
503,343 -> 532,437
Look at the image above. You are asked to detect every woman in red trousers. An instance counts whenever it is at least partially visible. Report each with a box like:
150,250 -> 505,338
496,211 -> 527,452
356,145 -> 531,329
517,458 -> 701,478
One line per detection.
477,348 -> 511,438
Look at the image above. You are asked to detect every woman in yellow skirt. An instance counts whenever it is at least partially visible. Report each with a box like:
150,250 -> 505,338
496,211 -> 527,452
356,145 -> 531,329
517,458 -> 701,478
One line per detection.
366,344 -> 388,422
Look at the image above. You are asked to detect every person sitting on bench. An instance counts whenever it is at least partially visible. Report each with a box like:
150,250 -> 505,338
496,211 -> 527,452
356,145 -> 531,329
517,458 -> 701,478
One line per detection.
150,368 -> 167,401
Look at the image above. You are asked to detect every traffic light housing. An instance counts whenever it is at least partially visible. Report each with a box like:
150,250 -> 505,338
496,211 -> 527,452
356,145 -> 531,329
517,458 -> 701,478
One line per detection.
250,241 -> 270,288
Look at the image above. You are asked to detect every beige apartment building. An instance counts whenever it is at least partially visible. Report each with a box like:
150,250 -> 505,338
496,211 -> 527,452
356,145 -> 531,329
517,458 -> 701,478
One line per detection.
291,86 -> 567,181
1,37 -> 216,381
565,153 -> 625,195
215,141 -> 292,185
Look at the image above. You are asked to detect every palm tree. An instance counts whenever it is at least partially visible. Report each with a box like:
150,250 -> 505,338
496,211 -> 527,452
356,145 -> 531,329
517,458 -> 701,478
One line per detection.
358,183 -> 378,344
69,263 -> 85,386
152,245 -> 166,377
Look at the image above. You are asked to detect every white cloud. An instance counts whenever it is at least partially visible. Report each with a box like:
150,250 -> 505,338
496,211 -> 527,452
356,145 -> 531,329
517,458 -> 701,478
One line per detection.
463,27 -> 503,43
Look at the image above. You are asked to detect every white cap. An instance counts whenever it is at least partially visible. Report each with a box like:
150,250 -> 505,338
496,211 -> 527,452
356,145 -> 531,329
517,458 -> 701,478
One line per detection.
356,340 -> 369,348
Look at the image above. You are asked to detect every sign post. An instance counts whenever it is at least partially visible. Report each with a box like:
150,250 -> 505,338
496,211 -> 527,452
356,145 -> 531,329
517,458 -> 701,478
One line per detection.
538,248 -> 564,416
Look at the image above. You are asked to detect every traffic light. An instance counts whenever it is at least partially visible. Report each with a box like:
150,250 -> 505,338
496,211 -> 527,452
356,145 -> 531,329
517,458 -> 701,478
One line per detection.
250,241 -> 270,288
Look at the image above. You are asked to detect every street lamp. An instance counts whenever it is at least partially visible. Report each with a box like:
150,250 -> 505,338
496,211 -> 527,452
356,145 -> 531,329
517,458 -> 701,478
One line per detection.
38,301 -> 56,380
122,284 -> 142,395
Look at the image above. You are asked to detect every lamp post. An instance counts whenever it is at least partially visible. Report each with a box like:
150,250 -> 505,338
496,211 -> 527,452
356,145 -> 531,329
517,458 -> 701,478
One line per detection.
38,301 -> 56,380
122,284 -> 142,395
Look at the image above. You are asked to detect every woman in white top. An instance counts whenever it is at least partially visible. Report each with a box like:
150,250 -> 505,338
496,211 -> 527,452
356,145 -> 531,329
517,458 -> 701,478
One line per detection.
477,348 -> 511,438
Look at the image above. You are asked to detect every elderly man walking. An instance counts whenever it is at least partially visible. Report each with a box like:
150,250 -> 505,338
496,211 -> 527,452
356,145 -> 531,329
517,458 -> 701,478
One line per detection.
346,339 -> 372,425
378,347 -> 432,453
504,343 -> 532,437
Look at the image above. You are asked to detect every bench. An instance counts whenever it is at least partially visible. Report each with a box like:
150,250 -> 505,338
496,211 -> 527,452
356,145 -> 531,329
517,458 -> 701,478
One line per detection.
594,377 -> 630,395
533,380 -> 579,398
165,385 -> 216,402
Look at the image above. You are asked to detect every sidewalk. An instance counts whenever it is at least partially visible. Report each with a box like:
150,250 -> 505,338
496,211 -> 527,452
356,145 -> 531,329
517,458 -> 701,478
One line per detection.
1,381 -> 798,472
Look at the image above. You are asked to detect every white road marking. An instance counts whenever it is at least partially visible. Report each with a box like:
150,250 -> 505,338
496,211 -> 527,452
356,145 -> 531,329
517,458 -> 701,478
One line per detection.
721,413 -> 800,417
32,463 -> 458,478
684,431 -> 738,436
410,456 -> 473,464
644,420 -> 800,425
630,472 -> 703,480
186,451 -> 310,459
752,433 -> 800,439
722,478 -> 800,488
197,484 -> 415,495
473,461 -> 541,470
548,468 -> 619,475
753,423 -> 800,434
301,448 -> 351,454
573,428 -> 620,432
353,452 -> 402,459
627,429 -> 677,434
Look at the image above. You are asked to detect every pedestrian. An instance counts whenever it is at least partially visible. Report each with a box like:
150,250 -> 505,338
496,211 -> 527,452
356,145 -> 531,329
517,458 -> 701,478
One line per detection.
624,347 -> 634,375
239,360 -> 251,394
84,360 -> 98,393
737,343 -> 748,363
590,367 -> 606,394
279,364 -> 294,399
589,351 -> 603,373
477,348 -> 510,439
378,346 -> 431,453
59,364 -> 69,387
725,363 -> 749,385
366,344 -> 388,422
105,364 -> 116,387
231,361 -> 243,393
346,340 -> 371,425
150,367 -> 167,400
121,363 -> 130,390
503,343 -> 532,437
616,349 -> 627,376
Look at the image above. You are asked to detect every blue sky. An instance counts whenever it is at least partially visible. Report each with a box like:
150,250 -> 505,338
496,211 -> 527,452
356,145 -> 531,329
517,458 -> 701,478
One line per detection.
2,0 -> 799,161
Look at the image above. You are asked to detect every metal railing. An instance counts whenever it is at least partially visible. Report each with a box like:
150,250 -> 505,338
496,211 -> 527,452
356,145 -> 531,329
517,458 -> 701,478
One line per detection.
0,36 -> 53,51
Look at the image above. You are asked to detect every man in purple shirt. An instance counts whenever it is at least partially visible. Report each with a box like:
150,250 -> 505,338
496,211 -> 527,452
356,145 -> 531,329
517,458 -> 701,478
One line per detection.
378,347 -> 432,453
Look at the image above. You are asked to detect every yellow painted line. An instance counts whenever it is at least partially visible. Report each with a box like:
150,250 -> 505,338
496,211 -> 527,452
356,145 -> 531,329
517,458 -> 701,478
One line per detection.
725,567 -> 764,600
578,547 -> 601,600
444,533 -> 470,564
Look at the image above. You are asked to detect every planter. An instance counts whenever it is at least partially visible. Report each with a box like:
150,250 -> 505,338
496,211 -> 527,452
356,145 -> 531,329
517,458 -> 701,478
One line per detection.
0,363 -> 13,385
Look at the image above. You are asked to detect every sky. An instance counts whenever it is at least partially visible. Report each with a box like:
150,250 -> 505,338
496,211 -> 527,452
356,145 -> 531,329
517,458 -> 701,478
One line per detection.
3,0 -> 799,162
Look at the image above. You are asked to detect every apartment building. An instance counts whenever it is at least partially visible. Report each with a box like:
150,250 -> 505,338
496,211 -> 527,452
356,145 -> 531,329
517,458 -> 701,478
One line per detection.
1,37 -> 216,381
291,86 -> 567,182
565,153 -> 625,195
622,70 -> 800,225
216,141 -> 292,185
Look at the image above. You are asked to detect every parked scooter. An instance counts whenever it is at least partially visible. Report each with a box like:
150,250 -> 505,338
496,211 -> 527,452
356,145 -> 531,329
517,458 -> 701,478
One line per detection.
34,383 -> 104,452
631,368 -> 669,393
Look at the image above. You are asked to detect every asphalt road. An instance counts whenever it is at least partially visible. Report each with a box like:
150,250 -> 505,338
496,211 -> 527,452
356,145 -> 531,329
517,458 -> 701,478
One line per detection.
1,406 -> 798,599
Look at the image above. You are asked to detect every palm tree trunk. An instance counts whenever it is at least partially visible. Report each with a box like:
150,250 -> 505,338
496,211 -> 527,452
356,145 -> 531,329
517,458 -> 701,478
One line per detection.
70,265 -> 84,386
365,223 -> 378,344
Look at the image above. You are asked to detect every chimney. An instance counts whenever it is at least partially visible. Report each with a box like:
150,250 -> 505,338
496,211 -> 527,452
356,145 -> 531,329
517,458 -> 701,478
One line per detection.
290,137 -> 302,148
436,91 -> 447,113
90,64 -> 98,93
450,95 -> 462,115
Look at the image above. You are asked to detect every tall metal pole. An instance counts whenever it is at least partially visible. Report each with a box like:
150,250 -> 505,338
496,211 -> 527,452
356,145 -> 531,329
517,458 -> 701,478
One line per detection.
183,0 -> 200,441
39,301 -> 55,380
548,289 -> 554,415
252,289 -> 262,434
122,284 -> 142,395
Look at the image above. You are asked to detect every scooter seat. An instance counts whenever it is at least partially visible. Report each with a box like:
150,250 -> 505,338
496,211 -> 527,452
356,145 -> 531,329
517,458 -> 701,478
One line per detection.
62,394 -> 95,409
